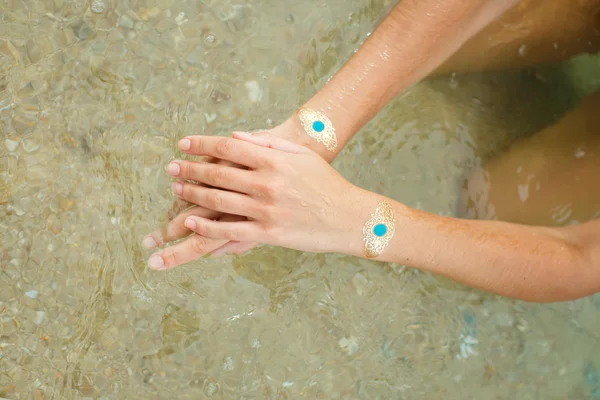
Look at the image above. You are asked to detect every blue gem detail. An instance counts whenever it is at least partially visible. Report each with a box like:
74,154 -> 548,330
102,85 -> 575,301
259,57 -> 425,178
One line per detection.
312,120 -> 325,132
373,224 -> 387,237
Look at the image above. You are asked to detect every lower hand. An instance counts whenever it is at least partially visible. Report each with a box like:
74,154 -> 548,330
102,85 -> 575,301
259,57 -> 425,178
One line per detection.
142,157 -> 258,271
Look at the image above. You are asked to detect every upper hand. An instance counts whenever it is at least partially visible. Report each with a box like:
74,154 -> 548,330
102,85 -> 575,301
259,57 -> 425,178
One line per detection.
161,133 -> 367,260
142,120 -> 312,271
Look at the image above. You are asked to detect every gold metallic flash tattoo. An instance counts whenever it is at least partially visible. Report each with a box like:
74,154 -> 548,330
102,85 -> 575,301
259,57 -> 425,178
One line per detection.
297,107 -> 338,152
363,201 -> 395,258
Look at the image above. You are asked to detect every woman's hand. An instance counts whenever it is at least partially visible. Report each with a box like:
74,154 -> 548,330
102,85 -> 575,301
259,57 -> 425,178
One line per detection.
143,119 -> 313,270
147,133 -> 370,270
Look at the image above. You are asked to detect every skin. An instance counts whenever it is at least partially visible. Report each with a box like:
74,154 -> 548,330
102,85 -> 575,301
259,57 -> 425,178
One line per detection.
144,0 -> 600,264
162,134 -> 600,302
143,0 -> 600,301
144,0 -> 524,262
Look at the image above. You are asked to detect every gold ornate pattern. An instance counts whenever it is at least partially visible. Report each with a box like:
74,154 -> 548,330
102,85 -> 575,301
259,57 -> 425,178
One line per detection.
297,107 -> 338,152
362,201 -> 395,258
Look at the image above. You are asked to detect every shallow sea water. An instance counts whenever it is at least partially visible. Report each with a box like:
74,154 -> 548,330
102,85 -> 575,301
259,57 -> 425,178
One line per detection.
1,0 -> 600,399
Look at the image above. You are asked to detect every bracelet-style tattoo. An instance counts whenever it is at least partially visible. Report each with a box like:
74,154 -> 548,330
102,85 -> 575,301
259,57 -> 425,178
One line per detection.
363,201 -> 395,258
297,107 -> 338,152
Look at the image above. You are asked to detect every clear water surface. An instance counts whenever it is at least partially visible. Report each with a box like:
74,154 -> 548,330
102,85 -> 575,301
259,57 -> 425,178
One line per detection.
1,0 -> 599,398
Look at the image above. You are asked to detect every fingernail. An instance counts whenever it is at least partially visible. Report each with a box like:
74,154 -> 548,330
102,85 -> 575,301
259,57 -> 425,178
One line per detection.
173,182 -> 183,195
148,253 -> 165,270
179,138 -> 191,150
142,236 -> 157,249
166,162 -> 180,176
184,217 -> 196,230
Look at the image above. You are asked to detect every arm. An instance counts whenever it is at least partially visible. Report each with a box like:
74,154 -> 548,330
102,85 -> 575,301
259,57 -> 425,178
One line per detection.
276,0 -> 521,162
167,134 -> 600,302
348,190 -> 600,302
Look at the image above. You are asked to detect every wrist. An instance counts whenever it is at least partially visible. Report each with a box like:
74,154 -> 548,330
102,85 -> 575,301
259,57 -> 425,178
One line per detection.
337,188 -> 408,261
271,117 -> 313,150
334,187 -> 384,258
260,113 -> 342,164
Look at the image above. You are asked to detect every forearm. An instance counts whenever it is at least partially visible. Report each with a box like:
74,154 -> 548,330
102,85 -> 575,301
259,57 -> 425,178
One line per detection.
346,190 -> 596,302
277,0 -> 520,162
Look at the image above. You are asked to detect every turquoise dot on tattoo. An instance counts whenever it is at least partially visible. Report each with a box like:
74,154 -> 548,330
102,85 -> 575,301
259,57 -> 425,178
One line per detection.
373,224 -> 388,237
312,120 -> 325,132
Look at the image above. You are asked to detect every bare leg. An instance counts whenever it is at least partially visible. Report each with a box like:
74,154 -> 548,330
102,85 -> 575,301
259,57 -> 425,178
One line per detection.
461,90 -> 600,226
434,0 -> 600,76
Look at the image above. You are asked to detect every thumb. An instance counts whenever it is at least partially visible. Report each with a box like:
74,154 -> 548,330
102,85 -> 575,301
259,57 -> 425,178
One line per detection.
232,131 -> 309,154
209,241 -> 259,257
